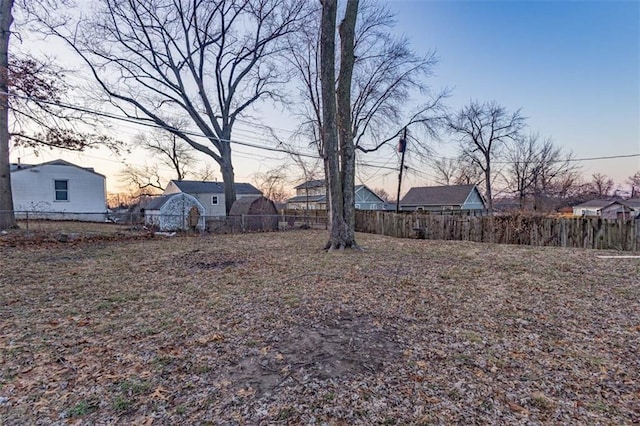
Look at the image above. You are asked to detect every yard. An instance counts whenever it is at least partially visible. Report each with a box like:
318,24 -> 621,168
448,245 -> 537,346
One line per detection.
1,230 -> 638,424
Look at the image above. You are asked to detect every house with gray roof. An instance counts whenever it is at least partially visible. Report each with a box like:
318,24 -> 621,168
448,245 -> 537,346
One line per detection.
163,180 -> 262,217
399,184 -> 486,212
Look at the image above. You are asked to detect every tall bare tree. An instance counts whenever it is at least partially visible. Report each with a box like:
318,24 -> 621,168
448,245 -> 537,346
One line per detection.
449,101 -> 525,211
288,1 -> 446,162
589,173 -> 615,198
51,0 -> 304,214
505,133 -> 577,210
320,0 -> 359,250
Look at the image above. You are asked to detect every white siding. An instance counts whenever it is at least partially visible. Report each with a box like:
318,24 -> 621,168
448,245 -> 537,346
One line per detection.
11,164 -> 106,220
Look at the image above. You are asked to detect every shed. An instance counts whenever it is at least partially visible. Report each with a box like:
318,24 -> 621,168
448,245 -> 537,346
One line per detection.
144,193 -> 205,231
229,196 -> 279,231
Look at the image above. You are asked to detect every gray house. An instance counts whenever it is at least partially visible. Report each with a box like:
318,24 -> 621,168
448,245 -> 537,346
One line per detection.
354,185 -> 386,210
399,184 -> 486,212
287,179 -> 386,210
286,179 -> 327,210
163,180 -> 262,217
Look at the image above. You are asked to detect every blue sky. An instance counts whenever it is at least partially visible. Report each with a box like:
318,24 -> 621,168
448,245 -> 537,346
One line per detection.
387,0 -> 639,186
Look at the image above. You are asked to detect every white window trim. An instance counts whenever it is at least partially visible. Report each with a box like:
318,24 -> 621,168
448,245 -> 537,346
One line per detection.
54,179 -> 69,202
211,195 -> 219,205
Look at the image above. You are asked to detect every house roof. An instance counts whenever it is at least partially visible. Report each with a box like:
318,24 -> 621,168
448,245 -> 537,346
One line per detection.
355,185 -> 386,203
622,198 -> 640,208
286,194 -> 327,203
169,180 -> 261,195
10,159 -> 104,177
400,184 -> 480,207
294,179 -> 325,190
573,199 -> 621,209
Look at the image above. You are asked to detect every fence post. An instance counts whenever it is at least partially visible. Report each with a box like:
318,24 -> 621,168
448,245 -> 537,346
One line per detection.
25,211 -> 29,232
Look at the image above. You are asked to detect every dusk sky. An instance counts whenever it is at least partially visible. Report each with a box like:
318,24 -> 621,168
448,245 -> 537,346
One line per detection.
11,0 -> 640,196
387,0 -> 639,186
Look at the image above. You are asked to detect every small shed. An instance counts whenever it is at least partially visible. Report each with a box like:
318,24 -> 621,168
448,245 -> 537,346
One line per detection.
144,193 -> 205,231
229,196 -> 279,231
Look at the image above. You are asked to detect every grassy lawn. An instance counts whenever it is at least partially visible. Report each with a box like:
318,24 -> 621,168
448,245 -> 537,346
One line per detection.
1,230 -> 638,424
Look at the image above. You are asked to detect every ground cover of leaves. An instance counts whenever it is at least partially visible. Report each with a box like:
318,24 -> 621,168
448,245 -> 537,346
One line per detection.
1,230 -> 638,425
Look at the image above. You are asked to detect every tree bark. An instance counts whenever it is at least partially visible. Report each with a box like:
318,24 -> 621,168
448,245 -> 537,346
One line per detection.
0,0 -> 15,229
337,0 -> 359,246
320,0 -> 347,249
218,136 -> 236,215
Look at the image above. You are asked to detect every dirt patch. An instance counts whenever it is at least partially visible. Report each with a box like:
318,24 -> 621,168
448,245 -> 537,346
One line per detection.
227,310 -> 401,396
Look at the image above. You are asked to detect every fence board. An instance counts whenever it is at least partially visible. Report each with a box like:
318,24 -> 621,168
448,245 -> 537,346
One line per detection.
355,211 -> 638,251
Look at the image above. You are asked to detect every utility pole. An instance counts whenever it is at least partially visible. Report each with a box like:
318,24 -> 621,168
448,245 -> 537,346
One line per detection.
395,127 -> 407,213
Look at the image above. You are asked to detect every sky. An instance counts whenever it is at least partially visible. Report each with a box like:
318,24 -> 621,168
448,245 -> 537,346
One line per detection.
10,0 -> 640,197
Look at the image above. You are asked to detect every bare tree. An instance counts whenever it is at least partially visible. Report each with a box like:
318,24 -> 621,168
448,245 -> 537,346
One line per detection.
589,173 -> 615,198
505,133 -> 577,210
373,187 -> 391,202
135,129 -> 196,182
119,163 -> 165,193
252,164 -> 290,203
320,0 -> 359,250
627,171 -> 640,198
50,0 -> 304,214
449,101 -> 525,211
287,1 -> 447,171
431,156 -> 485,188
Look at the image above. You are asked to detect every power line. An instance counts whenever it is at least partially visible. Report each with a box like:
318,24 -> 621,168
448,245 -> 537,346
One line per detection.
4,91 -> 320,159
7,91 -> 639,169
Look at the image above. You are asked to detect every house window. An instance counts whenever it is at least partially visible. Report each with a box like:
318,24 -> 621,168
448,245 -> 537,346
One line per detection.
355,203 -> 361,209
54,180 -> 68,201
211,196 -> 218,205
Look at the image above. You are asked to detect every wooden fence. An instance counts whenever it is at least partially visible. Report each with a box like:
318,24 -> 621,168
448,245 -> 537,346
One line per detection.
355,211 -> 640,251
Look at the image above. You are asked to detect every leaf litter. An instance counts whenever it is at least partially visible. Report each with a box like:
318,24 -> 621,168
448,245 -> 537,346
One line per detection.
0,230 -> 638,424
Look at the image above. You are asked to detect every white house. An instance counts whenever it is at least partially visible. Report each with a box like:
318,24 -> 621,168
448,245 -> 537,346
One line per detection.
163,180 -> 262,217
573,199 -> 640,219
572,200 -> 615,217
10,159 -> 107,221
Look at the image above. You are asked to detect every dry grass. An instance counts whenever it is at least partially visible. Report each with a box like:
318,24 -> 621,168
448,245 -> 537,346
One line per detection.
1,230 -> 639,424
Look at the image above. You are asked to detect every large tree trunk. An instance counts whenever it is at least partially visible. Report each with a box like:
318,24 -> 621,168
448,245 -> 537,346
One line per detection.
320,0 -> 347,249
218,136 -> 236,215
0,0 -> 15,229
337,0 -> 358,247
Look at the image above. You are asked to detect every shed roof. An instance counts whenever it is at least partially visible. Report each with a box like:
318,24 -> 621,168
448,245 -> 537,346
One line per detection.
229,196 -> 277,216
169,180 -> 261,195
400,184 -> 479,207
144,195 -> 174,211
